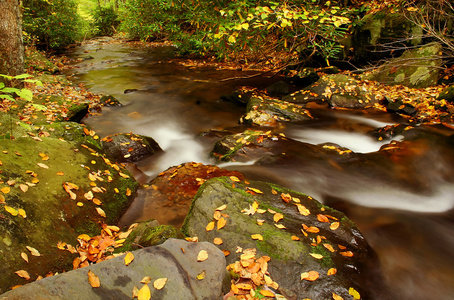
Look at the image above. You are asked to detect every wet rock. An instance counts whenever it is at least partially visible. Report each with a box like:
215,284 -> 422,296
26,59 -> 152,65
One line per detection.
0,239 -> 227,300
119,162 -> 245,228
220,87 -> 255,106
124,88 -> 138,94
182,177 -> 385,299
437,85 -> 454,103
385,98 -> 417,116
0,117 -> 139,293
265,80 -> 291,96
366,42 -> 442,88
288,67 -> 320,87
99,94 -> 122,107
240,94 -> 313,126
101,133 -> 162,163
115,220 -> 184,252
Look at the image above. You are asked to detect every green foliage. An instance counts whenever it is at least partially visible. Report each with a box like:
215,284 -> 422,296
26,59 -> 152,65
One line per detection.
23,0 -> 83,49
93,6 -> 120,36
119,0 -> 366,65
0,74 -> 44,109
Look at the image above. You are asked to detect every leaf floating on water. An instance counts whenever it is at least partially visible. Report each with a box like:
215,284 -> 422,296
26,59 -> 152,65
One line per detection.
300,270 -> 319,281
26,246 -> 41,256
153,278 -> 167,290
15,270 -> 30,280
137,284 -> 151,300
349,287 -> 361,299
251,234 -> 263,241
197,250 -> 209,262
124,252 -> 134,266
217,217 -> 227,230
87,270 -> 100,288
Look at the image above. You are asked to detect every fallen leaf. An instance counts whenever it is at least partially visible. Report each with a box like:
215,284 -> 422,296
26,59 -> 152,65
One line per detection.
327,268 -> 337,275
247,187 -> 263,194
317,214 -> 330,223
291,236 -> 300,241
36,163 -> 49,169
137,284 -> 151,300
15,270 -> 30,280
309,253 -> 324,259
197,250 -> 209,261
87,270 -> 100,288
205,221 -> 215,231
21,252 -> 28,263
84,191 -> 94,200
281,193 -> 292,202
153,278 -> 167,290
196,270 -> 206,280
340,251 -> 354,257
39,153 -> 49,161
213,238 -> 223,245
332,293 -> 344,300
216,204 -> 227,211
297,204 -> 310,216
273,213 -> 283,222
330,222 -> 340,230
119,172 -> 130,178
18,208 -> 26,218
217,217 -> 227,230
251,234 -> 264,241
0,194 -> 5,204
124,252 -> 134,265
19,184 -> 28,193
260,289 -> 275,297
95,207 -> 106,217
306,226 -> 320,233
349,287 -> 361,299
140,276 -> 152,284
1,186 -> 11,194
274,224 -> 286,229
229,176 -> 240,182
4,205 -> 18,216
301,270 -> 319,281
323,243 -> 336,252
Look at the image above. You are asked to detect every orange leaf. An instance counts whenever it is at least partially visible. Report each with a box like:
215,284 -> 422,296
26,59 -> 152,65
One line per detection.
0,194 -> 5,204
251,234 -> 263,241
330,222 -> 340,230
15,270 -> 30,280
87,270 -> 100,288
297,204 -> 310,216
124,252 -> 134,265
327,268 -> 337,275
217,217 -> 227,230
340,251 -> 354,257
317,214 -> 329,223
1,186 -> 10,194
21,252 -> 29,263
306,226 -> 320,233
205,221 -> 215,231
281,193 -> 292,202
323,243 -> 335,252
260,289 -> 275,297
300,270 -> 319,281
273,213 -> 283,222
291,235 -> 300,241
332,293 -> 344,300
213,238 -> 223,245
229,176 -> 240,182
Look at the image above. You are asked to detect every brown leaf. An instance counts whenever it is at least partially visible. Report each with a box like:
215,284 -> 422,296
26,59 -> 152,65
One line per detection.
15,270 -> 30,280
87,270 -> 100,288
26,246 -> 41,256
21,252 -> 29,263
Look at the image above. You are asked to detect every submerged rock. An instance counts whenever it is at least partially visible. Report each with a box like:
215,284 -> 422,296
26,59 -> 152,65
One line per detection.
182,177 -> 386,299
0,239 -> 227,300
101,132 -> 162,163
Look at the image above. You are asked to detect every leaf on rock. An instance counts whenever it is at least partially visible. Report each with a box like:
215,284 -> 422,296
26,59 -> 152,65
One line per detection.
15,270 -> 30,280
213,238 -> 223,245
36,163 -> 49,169
273,213 -> 283,222
137,284 -> 151,300
340,251 -> 354,257
124,252 -> 134,266
21,252 -> 29,263
349,287 -> 361,299
246,187 -> 263,194
5,205 -> 18,216
300,270 -> 319,281
281,193 -> 292,202
197,250 -> 209,262
317,214 -> 329,223
297,204 -> 310,216
95,207 -> 106,217
251,234 -> 264,241
327,268 -> 337,275
330,222 -> 340,230
309,253 -> 323,259
216,204 -> 227,211
153,278 -> 167,290
87,270 -> 100,288
205,221 -> 215,231
217,217 -> 227,230
197,270 -> 206,280
259,289 -> 275,297
291,236 -> 300,241
140,276 -> 152,284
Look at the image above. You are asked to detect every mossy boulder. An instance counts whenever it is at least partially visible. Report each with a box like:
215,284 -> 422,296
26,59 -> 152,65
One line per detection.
239,94 -> 313,126
182,177 -> 386,299
437,85 -> 454,103
0,117 -> 139,293
366,42 -> 443,88
24,47 -> 59,74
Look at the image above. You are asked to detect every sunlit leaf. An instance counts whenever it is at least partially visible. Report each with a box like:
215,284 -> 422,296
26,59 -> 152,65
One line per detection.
229,176 -> 240,182
340,251 -> 354,257
317,214 -> 329,223
87,270 -> 100,288
332,293 -> 344,300
309,253 -> 323,259
15,270 -> 30,280
1,186 -> 11,194
247,187 -> 263,194
197,250 -> 209,261
327,268 -> 337,275
217,217 -> 227,230
140,276 -> 152,284
119,172 -> 130,178
196,270 -> 206,280
281,193 -> 291,202
323,243 -> 335,252
300,270 -> 319,281
205,221 -> 215,231
95,207 -> 106,217
251,234 -> 263,241
274,224 -> 286,229
349,287 -> 361,299
21,252 -> 29,263
291,235 -> 300,241
36,163 -> 49,169
19,184 -> 28,193
138,284 -> 151,300
5,205 -> 18,216
153,278 -> 167,290
297,204 -> 310,216
330,222 -> 340,230
216,204 -> 227,211
273,213 -> 283,222
260,289 -> 275,297
124,252 -> 134,266
18,208 -> 26,218
0,194 -> 5,204
213,238 -> 223,245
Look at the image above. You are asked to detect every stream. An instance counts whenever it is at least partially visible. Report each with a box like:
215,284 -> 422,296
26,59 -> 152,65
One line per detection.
66,38 -> 454,300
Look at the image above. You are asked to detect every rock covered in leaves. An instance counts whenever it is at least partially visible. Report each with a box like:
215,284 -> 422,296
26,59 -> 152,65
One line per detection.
182,177 -> 386,299
101,132 -> 162,163
119,162 -> 245,228
0,239 -> 227,300
0,117 -> 139,293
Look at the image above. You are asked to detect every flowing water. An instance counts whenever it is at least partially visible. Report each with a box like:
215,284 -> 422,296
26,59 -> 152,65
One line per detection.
66,39 -> 454,300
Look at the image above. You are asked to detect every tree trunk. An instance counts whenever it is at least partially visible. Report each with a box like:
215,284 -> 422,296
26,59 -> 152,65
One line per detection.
0,0 -> 24,77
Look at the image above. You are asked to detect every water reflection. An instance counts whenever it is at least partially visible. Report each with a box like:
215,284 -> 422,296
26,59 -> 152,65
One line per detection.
67,41 -> 454,300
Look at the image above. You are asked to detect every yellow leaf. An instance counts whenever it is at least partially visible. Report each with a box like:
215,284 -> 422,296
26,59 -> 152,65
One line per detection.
251,234 -> 263,241
229,176 -> 240,182
197,250 -> 209,261
309,253 -> 323,259
36,163 -> 49,169
21,252 -> 28,263
153,278 -> 167,290
39,153 -> 49,161
323,243 -> 335,252
124,252 -> 134,266
216,204 -> 227,211
18,208 -> 26,218
330,222 -> 340,230
87,270 -> 100,288
228,35 -> 236,43
119,172 -> 130,178
274,224 -> 286,229
126,188 -> 132,196
95,207 -> 106,217
78,234 -> 91,242
273,213 -> 283,222
332,293 -> 344,300
140,276 -> 152,284
0,194 -> 5,204
196,270 -> 206,280
213,238 -> 223,245
15,270 -> 30,280
1,186 -> 11,194
406,6 -> 418,11
247,187 -> 263,194
205,221 -> 215,231
5,205 -> 18,216
241,23 -> 249,30
213,210 -> 221,220
138,284 -> 151,300
217,217 -> 227,230
297,204 -> 310,216
260,289 -> 275,297
300,270 -> 319,281
349,287 -> 361,299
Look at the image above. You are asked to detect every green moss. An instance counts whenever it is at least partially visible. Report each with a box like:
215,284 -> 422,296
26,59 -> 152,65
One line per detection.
310,243 -> 335,269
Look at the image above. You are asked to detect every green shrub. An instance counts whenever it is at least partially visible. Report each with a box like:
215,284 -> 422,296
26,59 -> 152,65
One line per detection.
23,0 -> 83,50
93,6 -> 120,36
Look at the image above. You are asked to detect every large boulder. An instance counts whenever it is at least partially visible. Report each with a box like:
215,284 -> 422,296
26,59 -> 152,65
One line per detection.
0,116 -> 139,293
0,239 -> 227,300
101,132 -> 162,163
182,177 -> 387,299
366,42 -> 443,88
